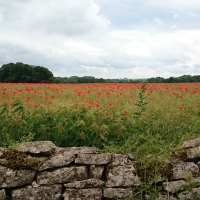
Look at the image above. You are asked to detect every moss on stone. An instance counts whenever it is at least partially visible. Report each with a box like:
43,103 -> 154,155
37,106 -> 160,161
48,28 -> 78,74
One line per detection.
0,149 -> 41,170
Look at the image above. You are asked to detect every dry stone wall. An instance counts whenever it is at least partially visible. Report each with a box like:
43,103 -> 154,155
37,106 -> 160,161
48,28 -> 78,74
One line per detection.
1,139 -> 200,199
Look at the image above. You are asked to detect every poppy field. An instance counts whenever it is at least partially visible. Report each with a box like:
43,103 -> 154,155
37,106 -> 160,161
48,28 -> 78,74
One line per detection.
0,82 -> 200,160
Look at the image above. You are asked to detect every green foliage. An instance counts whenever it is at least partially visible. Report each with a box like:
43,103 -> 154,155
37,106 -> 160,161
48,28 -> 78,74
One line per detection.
147,74 -> 200,83
1,84 -> 200,199
0,62 -> 53,83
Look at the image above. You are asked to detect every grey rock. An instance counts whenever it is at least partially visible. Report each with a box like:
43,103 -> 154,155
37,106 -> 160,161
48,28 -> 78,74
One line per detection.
173,162 -> 199,179
178,188 -> 200,199
187,146 -> 200,161
64,178 -> 104,188
63,188 -> 102,200
75,153 -> 112,165
112,154 -> 129,165
156,191 -> 177,200
126,153 -> 135,161
103,188 -> 132,199
64,146 -> 96,154
16,141 -> 56,156
11,184 -> 62,200
38,148 -> 75,171
0,189 -> 7,200
37,166 -> 88,185
89,165 -> 104,179
181,138 -> 200,149
0,166 -> 35,188
106,165 -> 141,187
163,180 -> 188,193
0,148 -> 6,157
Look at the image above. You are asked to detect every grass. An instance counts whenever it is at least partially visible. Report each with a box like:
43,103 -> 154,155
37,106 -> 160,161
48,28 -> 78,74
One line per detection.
1,82 -> 200,198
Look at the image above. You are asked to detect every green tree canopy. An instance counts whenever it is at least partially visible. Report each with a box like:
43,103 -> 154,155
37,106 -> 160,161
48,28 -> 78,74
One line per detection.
0,62 -> 53,83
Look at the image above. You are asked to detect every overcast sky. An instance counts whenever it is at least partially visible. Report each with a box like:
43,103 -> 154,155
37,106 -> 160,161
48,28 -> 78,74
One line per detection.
0,0 -> 200,79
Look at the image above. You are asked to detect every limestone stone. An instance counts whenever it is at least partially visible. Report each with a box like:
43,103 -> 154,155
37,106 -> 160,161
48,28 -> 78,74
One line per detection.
64,146 -> 96,154
38,148 -> 75,171
0,166 -> 36,188
63,188 -> 102,200
126,153 -> 135,161
106,165 -> 141,187
37,166 -> 88,185
103,188 -> 132,199
111,154 -> 129,165
0,189 -> 7,200
16,141 -> 56,156
75,153 -> 112,165
0,148 -> 6,157
156,191 -> 177,200
172,162 -> 199,179
11,184 -> 62,200
187,146 -> 200,161
178,187 -> 200,199
89,165 -> 104,179
64,178 -> 104,188
181,138 -> 200,149
162,180 -> 188,193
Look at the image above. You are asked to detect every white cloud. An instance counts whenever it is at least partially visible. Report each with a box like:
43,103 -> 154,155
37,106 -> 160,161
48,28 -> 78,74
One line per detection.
64,41 -> 103,56
154,18 -> 164,26
173,14 -> 179,19
171,25 -> 178,29
0,0 -> 200,79
189,12 -> 198,17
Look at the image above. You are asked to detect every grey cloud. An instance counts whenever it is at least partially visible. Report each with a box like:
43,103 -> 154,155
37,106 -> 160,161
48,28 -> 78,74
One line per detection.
0,0 -> 110,36
0,0 -> 200,79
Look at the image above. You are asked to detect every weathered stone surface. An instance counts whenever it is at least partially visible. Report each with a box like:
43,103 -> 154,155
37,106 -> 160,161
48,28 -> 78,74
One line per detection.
38,148 -> 75,171
17,141 -> 56,156
172,162 -> 199,179
63,188 -> 102,200
89,165 -> 104,179
181,138 -> 200,149
162,180 -> 188,193
187,146 -> 200,161
11,184 -> 62,200
156,191 -> 177,200
177,188 -> 200,200
0,166 -> 36,188
106,165 -> 141,187
0,189 -> 7,200
0,148 -> 6,157
112,154 -> 129,165
75,153 -> 112,165
64,178 -> 104,188
103,188 -> 132,199
65,146 -> 96,154
126,153 -> 135,161
37,166 -> 88,185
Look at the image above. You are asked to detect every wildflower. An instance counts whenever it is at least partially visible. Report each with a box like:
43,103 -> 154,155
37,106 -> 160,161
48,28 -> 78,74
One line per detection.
24,97 -> 30,102
96,103 -> 100,107
124,111 -> 128,116
108,102 -> 112,106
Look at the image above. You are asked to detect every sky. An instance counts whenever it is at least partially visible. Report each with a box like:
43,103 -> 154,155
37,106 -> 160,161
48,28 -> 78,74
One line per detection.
0,0 -> 200,79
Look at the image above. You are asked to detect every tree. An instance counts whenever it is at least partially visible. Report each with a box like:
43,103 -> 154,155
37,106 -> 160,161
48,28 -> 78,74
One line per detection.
32,66 -> 53,83
0,62 -> 54,83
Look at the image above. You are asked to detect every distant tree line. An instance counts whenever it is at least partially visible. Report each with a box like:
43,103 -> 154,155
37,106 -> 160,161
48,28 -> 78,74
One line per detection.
1,62 -> 200,83
0,62 -> 54,83
54,76 -> 105,83
146,75 -> 200,83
